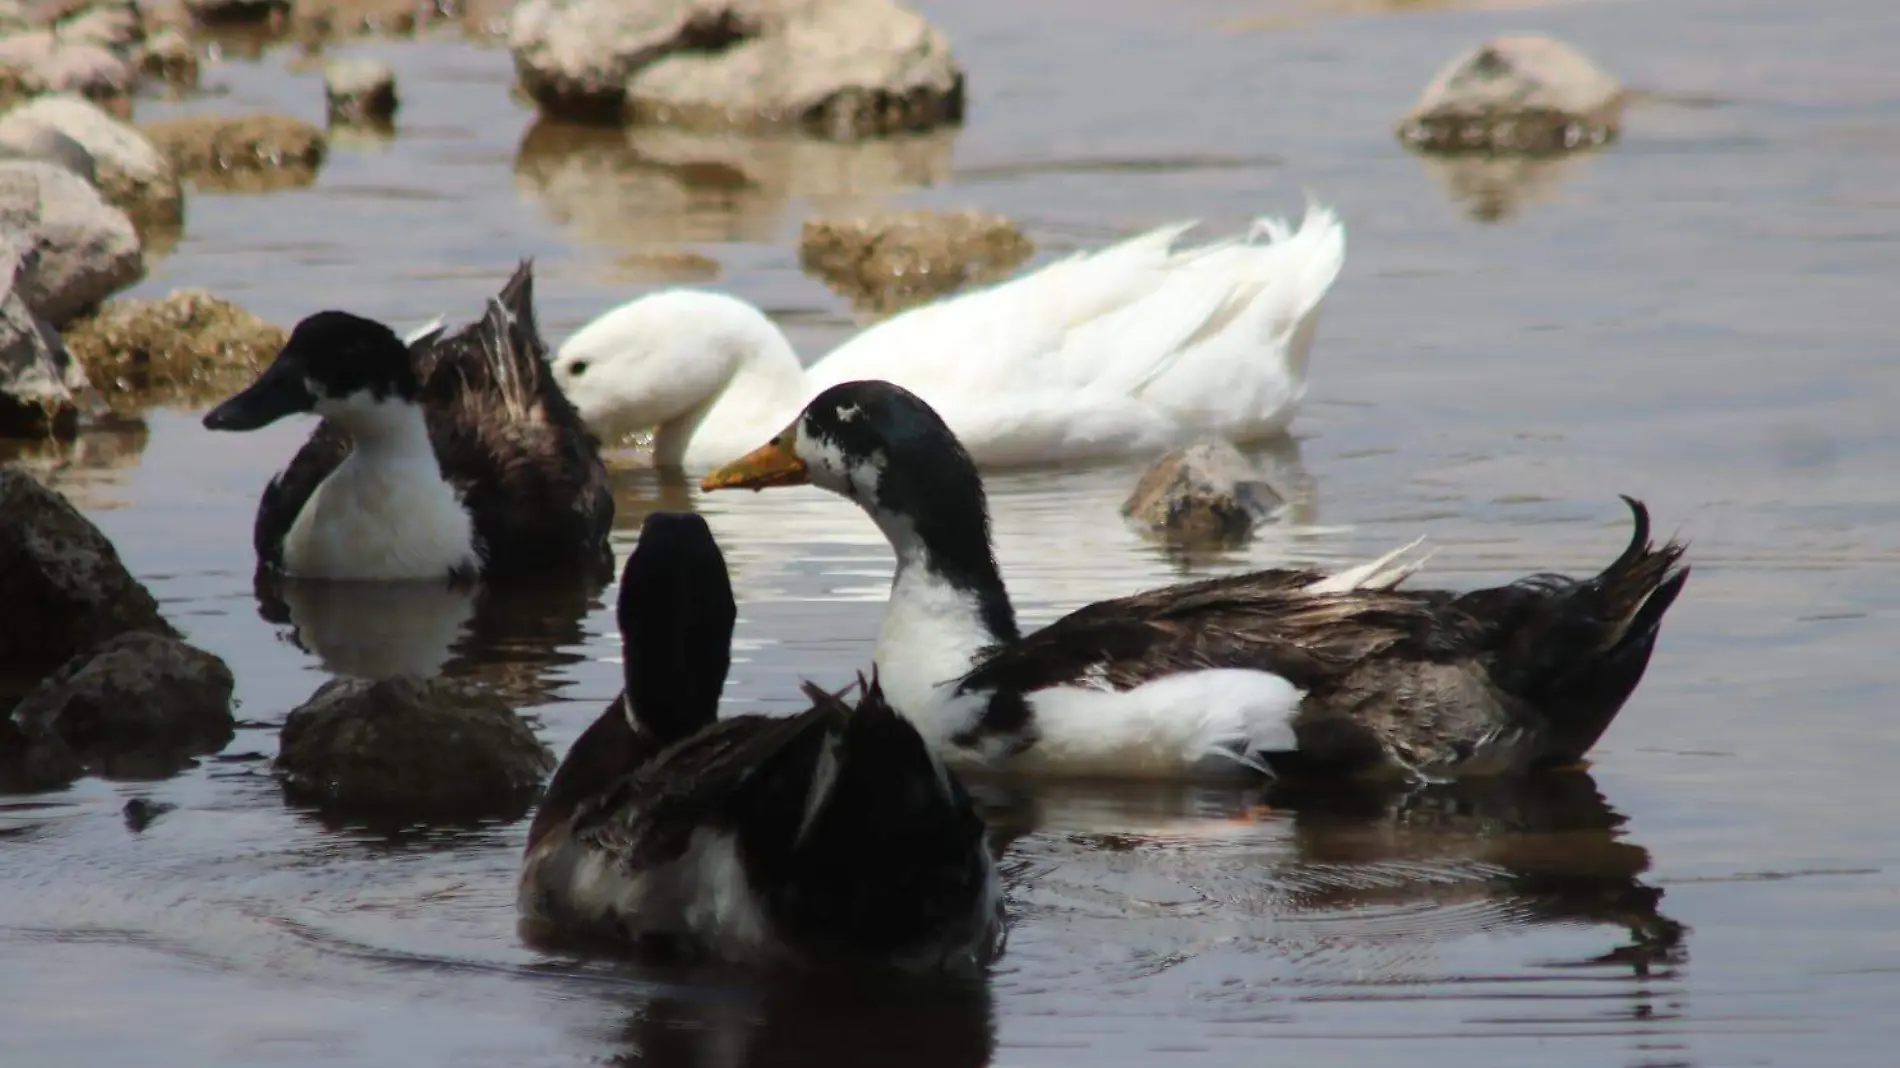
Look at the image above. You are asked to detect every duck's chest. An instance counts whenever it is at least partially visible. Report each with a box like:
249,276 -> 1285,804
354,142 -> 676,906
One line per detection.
281,455 -> 480,581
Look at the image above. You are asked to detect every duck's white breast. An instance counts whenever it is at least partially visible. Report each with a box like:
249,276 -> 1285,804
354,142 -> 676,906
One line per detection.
282,454 -> 480,581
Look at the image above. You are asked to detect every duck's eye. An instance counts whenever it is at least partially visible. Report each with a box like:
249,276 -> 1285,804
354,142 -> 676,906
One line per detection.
568,360 -> 589,377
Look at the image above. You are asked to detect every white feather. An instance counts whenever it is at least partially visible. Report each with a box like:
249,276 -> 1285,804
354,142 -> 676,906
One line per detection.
554,204 -> 1347,469
281,393 -> 480,581
1305,537 -> 1433,594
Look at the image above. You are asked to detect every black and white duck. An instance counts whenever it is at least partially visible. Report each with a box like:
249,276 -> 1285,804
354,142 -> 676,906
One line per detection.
518,511 -> 1005,973
699,379 -> 1691,784
203,262 -> 614,585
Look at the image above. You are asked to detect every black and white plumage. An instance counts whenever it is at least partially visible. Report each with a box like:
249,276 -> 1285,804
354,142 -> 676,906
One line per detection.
700,379 -> 1691,783
518,512 -> 1005,973
203,262 -> 614,585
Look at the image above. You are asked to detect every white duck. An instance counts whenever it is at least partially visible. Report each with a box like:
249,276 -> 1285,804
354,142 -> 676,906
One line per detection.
553,203 -> 1347,470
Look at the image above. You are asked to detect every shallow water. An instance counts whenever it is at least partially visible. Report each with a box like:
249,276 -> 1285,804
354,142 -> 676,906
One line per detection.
6,0 -> 1900,1063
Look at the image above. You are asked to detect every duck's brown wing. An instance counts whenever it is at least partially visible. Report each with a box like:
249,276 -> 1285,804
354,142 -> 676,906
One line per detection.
958,567 -> 1468,698
253,419 -> 352,573
571,704 -> 837,872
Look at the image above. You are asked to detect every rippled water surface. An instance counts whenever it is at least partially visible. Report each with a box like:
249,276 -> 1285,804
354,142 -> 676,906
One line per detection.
6,0 -> 1900,1063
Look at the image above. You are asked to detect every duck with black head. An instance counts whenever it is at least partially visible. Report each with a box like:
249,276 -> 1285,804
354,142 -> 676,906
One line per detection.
519,511 -> 1005,974
701,379 -> 1691,786
203,263 -> 614,586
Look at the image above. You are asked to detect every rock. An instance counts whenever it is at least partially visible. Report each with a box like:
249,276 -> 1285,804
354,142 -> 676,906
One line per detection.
12,631 -> 235,768
276,676 -> 554,823
0,241 -> 92,436
0,30 -> 135,113
0,119 -> 95,180
290,0 -> 448,39
0,711 -> 83,793
182,0 -> 290,27
134,25 -> 198,90
509,0 -> 966,137
121,796 -> 174,830
139,113 -> 326,192
0,467 -> 176,680
1121,439 -> 1284,546
1399,35 -> 1625,155
0,159 -> 142,326
42,0 -> 145,54
61,289 -> 283,410
0,95 -> 185,230
799,209 -> 1031,316
322,56 -> 396,125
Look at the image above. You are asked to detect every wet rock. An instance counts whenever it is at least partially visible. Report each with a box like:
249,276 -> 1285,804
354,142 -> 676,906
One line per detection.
322,56 -> 396,125
0,711 -> 82,792
1121,439 -> 1284,547
799,209 -> 1031,316
62,289 -> 284,410
1399,35 -> 1625,155
0,30 -> 135,113
0,96 -> 185,231
182,0 -> 290,27
13,631 -> 235,769
121,795 -> 175,830
0,241 -> 92,436
509,0 -> 966,137
277,676 -> 554,823
134,25 -> 199,90
0,468 -> 177,680
0,159 -> 143,326
139,113 -> 326,192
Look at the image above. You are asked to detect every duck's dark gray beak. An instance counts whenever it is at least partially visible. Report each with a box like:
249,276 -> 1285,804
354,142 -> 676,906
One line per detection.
203,354 -> 316,432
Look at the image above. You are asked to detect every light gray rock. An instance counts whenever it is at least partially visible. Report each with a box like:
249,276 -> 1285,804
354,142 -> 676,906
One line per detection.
0,95 -> 182,228
277,675 -> 554,824
0,468 -> 177,678
0,241 -> 89,435
509,0 -> 965,137
1399,35 -> 1626,155
322,56 -> 397,124
43,0 -> 145,55
0,119 -> 94,180
0,30 -> 135,109
134,25 -> 198,89
13,631 -> 235,761
0,158 -> 142,325
1122,439 -> 1284,547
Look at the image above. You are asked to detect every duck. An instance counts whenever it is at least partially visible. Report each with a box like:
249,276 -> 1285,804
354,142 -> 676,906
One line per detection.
518,511 -> 1005,973
203,262 -> 615,585
552,203 -> 1347,470
699,379 -> 1691,784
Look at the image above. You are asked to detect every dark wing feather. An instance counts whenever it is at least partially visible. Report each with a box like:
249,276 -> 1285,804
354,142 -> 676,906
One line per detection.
252,419 -> 351,571
958,566 -> 1471,697
571,706 -> 837,872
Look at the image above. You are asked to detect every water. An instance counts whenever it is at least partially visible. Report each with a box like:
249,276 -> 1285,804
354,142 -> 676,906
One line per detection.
5,0 -> 1900,1063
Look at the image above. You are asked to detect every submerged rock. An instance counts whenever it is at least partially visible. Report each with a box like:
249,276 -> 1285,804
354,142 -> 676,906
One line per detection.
509,0 -> 965,137
277,676 -> 554,823
62,290 -> 284,410
140,113 -> 326,192
1122,439 -> 1284,547
0,241 -> 93,437
1399,35 -> 1625,155
799,209 -> 1031,316
0,96 -> 185,231
0,468 -> 176,680
13,631 -> 236,772
322,56 -> 397,125
0,159 -> 142,327
122,796 -> 175,830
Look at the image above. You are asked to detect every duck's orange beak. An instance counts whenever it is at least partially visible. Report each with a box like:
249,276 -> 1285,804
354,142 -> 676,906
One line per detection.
701,426 -> 808,493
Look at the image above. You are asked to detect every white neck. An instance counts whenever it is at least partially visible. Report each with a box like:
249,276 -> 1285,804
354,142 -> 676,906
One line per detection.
281,395 -> 480,581
666,329 -> 812,469
870,519 -> 1002,758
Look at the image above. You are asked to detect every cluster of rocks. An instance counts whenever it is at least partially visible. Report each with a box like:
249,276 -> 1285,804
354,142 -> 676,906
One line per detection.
798,209 -> 1031,316
0,469 -> 235,791
0,0 -> 200,113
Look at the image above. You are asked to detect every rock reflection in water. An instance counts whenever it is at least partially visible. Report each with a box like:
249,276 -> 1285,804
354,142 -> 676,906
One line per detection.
1411,149 -> 1596,223
513,120 -> 957,251
0,419 -> 150,511
256,574 -> 602,706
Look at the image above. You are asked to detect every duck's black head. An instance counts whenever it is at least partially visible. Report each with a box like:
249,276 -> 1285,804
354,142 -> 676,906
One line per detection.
617,511 -> 736,743
203,310 -> 419,432
700,379 -> 1016,641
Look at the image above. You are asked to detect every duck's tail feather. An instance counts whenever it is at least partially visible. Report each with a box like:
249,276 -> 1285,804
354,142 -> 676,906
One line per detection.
1477,496 -> 1690,761
422,260 -> 582,425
